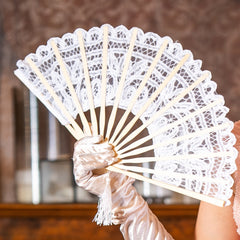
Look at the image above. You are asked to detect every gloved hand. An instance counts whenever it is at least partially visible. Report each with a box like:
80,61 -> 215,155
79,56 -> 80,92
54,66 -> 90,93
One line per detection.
73,135 -> 118,196
73,135 -> 174,240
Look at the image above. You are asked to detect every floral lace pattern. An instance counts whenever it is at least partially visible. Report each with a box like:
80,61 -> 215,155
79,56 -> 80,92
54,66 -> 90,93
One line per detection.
15,24 -> 237,205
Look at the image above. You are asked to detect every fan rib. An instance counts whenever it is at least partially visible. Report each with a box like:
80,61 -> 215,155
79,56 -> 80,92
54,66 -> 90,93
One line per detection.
76,30 -> 98,136
15,69 -> 73,131
117,98 -> 223,154
50,40 -> 91,136
99,25 -> 109,136
109,38 -> 169,143
26,57 -> 83,140
112,53 -> 190,147
107,165 -> 225,207
119,151 -> 235,164
65,124 -> 81,139
119,123 -> 230,159
105,28 -> 139,139
114,164 -> 229,184
116,72 -> 209,153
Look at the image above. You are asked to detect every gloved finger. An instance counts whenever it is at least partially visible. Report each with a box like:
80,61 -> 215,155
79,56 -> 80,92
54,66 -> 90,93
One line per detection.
75,171 -> 111,196
74,150 -> 116,164
73,146 -> 117,163
74,153 -> 118,171
74,141 -> 115,155
75,135 -> 103,146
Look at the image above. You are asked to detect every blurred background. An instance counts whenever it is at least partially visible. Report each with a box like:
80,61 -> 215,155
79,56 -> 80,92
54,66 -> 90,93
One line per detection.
0,0 -> 240,239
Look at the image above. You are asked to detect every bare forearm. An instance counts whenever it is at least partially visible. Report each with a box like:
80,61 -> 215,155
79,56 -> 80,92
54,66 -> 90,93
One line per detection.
195,200 -> 240,240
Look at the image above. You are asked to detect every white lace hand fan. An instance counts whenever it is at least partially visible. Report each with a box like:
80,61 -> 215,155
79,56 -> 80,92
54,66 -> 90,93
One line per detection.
14,24 -> 237,208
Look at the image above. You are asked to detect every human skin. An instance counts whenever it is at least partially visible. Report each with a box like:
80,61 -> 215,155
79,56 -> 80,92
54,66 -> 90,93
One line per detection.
195,198 -> 240,240
195,121 -> 240,240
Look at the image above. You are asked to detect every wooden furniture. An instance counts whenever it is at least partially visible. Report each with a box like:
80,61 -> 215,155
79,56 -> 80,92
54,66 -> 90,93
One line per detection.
0,204 -> 198,240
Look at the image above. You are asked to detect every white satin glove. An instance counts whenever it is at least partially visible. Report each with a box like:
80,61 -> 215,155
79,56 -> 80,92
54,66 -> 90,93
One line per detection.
73,135 -> 174,240
73,135 -> 118,196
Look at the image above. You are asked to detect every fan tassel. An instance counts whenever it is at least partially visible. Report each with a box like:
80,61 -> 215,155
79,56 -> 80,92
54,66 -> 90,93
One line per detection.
93,172 -> 112,225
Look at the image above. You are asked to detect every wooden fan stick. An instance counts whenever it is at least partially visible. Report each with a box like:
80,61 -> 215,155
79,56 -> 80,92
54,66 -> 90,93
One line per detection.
112,53 -> 190,147
117,98 -> 223,154
22,74 -> 80,140
15,69 -> 76,135
26,57 -> 83,140
99,25 -> 109,136
105,28 -> 139,139
76,30 -> 98,136
119,123 -> 230,158
65,124 -> 81,140
119,151 -> 235,164
16,68 -> 80,140
107,165 -> 226,207
109,38 -> 169,143
116,72 -> 209,153
50,40 -> 92,136
113,164 -> 229,184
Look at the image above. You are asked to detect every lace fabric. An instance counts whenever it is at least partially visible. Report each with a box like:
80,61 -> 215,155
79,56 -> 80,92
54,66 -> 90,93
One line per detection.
15,24 -> 237,205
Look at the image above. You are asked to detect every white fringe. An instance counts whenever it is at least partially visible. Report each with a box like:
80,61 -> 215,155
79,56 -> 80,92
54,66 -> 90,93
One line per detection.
93,173 -> 112,225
